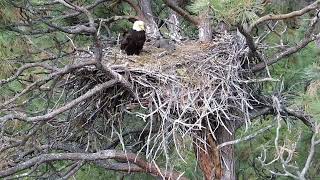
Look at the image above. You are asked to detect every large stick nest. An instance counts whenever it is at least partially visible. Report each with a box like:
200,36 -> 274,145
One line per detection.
65,33 -> 255,160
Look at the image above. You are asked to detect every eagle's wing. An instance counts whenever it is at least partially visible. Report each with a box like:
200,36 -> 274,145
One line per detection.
120,31 -> 132,50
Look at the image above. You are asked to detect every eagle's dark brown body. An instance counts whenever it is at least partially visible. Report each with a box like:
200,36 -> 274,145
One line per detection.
120,30 -> 146,55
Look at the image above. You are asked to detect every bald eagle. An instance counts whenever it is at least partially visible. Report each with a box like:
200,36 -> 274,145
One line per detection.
120,21 -> 146,55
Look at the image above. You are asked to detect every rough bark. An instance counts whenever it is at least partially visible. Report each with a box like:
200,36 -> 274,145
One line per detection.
194,133 -> 222,180
195,122 -> 236,180
216,123 -> 236,180
138,0 -> 160,37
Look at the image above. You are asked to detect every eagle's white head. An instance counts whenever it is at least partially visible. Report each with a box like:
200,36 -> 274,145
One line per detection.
132,20 -> 145,31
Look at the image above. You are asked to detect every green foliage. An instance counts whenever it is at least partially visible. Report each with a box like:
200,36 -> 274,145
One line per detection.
189,0 -> 264,25
235,117 -> 318,179
75,163 -> 157,180
75,164 -> 120,180
0,1 -> 21,25
0,80 -> 24,104
236,6 -> 320,177
188,0 -> 211,14
294,63 -> 320,121
173,145 -> 203,179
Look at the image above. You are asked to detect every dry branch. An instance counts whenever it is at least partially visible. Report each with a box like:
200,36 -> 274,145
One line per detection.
0,62 -> 58,86
1,79 -> 117,122
251,12 -> 320,72
249,0 -> 320,32
252,32 -> 320,72
0,150 -> 186,179
163,0 -> 199,25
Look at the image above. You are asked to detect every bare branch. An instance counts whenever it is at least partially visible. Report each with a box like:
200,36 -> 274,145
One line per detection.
217,124 -> 273,149
249,1 -> 320,32
299,124 -> 320,179
0,62 -> 58,86
0,150 -> 187,179
252,32 -> 320,72
54,0 -> 114,20
58,161 -> 85,180
163,0 -> 199,25
0,79 -> 117,122
0,61 -> 96,109
284,108 -> 316,132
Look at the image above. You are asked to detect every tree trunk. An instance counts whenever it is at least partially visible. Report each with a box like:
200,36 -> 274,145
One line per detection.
168,0 -> 182,41
195,133 -> 222,180
195,122 -> 236,180
216,123 -> 236,180
163,0 -> 212,42
138,0 -> 160,38
198,10 -> 212,42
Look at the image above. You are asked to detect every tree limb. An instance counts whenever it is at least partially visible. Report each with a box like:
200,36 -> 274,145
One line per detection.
0,79 -> 118,122
249,0 -> 320,32
251,33 -> 320,72
299,124 -> 320,179
163,0 -> 199,25
0,150 -> 187,179
0,61 -> 96,109
284,108 -> 316,132
0,62 -> 58,86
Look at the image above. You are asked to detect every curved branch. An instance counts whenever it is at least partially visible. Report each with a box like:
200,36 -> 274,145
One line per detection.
0,61 -> 96,109
17,143 -> 145,173
42,22 -> 96,34
97,62 -> 137,99
251,8 -> 320,72
163,0 -> 199,25
0,79 -> 118,122
251,33 -> 320,72
249,1 -> 320,32
299,124 -> 320,179
0,150 -> 187,179
0,62 -> 57,86
284,108 -> 316,132
237,25 -> 264,63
